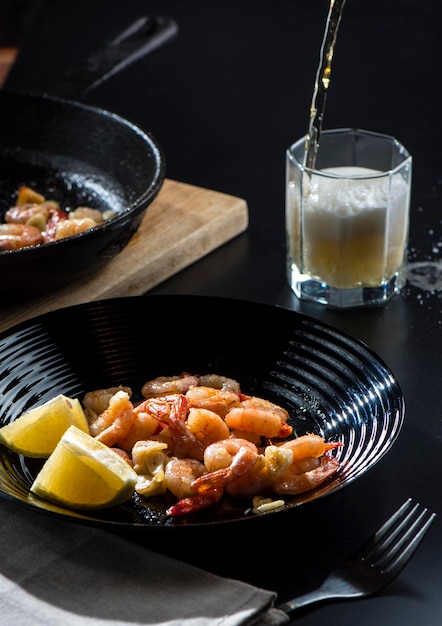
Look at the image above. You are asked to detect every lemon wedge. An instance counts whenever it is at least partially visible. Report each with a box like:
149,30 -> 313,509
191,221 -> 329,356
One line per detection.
30,425 -> 138,510
0,394 -> 89,457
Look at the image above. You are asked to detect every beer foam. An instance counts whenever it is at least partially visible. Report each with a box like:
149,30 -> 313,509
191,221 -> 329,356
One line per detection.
305,166 -> 407,216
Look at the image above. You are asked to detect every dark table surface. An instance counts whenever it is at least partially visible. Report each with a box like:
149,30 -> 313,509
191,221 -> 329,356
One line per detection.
4,0 -> 442,624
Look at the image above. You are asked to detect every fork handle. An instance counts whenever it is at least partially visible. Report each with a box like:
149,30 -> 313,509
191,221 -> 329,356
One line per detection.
277,589 -> 333,614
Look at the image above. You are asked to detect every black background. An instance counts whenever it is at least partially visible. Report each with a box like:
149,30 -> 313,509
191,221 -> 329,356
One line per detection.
3,1 -> 442,624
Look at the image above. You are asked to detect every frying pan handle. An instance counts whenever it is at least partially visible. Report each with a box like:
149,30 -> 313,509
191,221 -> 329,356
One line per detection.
47,15 -> 178,100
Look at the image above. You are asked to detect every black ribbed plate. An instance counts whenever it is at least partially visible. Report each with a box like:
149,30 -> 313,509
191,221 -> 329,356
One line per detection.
0,295 -> 404,529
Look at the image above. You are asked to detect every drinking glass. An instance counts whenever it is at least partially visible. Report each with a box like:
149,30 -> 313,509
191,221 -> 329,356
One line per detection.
286,128 -> 412,308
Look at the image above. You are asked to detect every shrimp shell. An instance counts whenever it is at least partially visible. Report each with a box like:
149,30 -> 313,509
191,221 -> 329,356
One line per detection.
54,217 -> 98,240
117,411 -> 160,453
192,438 -> 259,492
198,374 -> 241,393
164,458 -> 207,499
225,396 -> 292,438
185,386 -> 241,418
141,373 -> 199,398
186,407 -> 230,446
225,446 -> 293,498
278,433 -> 341,460
166,487 -> 223,516
83,386 -> 132,416
89,390 -> 135,447
273,456 -> 340,495
5,202 -> 52,225
0,223 -> 43,250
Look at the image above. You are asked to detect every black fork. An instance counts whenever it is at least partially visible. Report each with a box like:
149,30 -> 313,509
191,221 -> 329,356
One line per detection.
277,499 -> 436,615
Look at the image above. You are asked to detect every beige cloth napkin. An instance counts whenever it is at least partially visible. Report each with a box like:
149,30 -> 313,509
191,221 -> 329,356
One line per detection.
0,499 -> 289,626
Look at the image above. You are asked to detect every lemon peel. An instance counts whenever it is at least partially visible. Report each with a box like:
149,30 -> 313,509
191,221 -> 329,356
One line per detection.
0,394 -> 89,457
30,425 -> 138,510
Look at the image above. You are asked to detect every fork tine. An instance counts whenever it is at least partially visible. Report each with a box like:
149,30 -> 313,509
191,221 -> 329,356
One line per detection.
361,499 -> 417,561
382,509 -> 436,575
364,498 -> 414,550
359,498 -> 436,573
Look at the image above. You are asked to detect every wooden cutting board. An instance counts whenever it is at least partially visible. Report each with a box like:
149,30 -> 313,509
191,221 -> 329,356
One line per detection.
0,178 -> 248,333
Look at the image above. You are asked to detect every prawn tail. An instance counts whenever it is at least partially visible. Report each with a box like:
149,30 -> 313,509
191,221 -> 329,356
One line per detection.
191,468 -> 231,493
166,487 -> 223,516
273,456 -> 341,496
324,441 -> 343,453
277,422 -> 293,438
